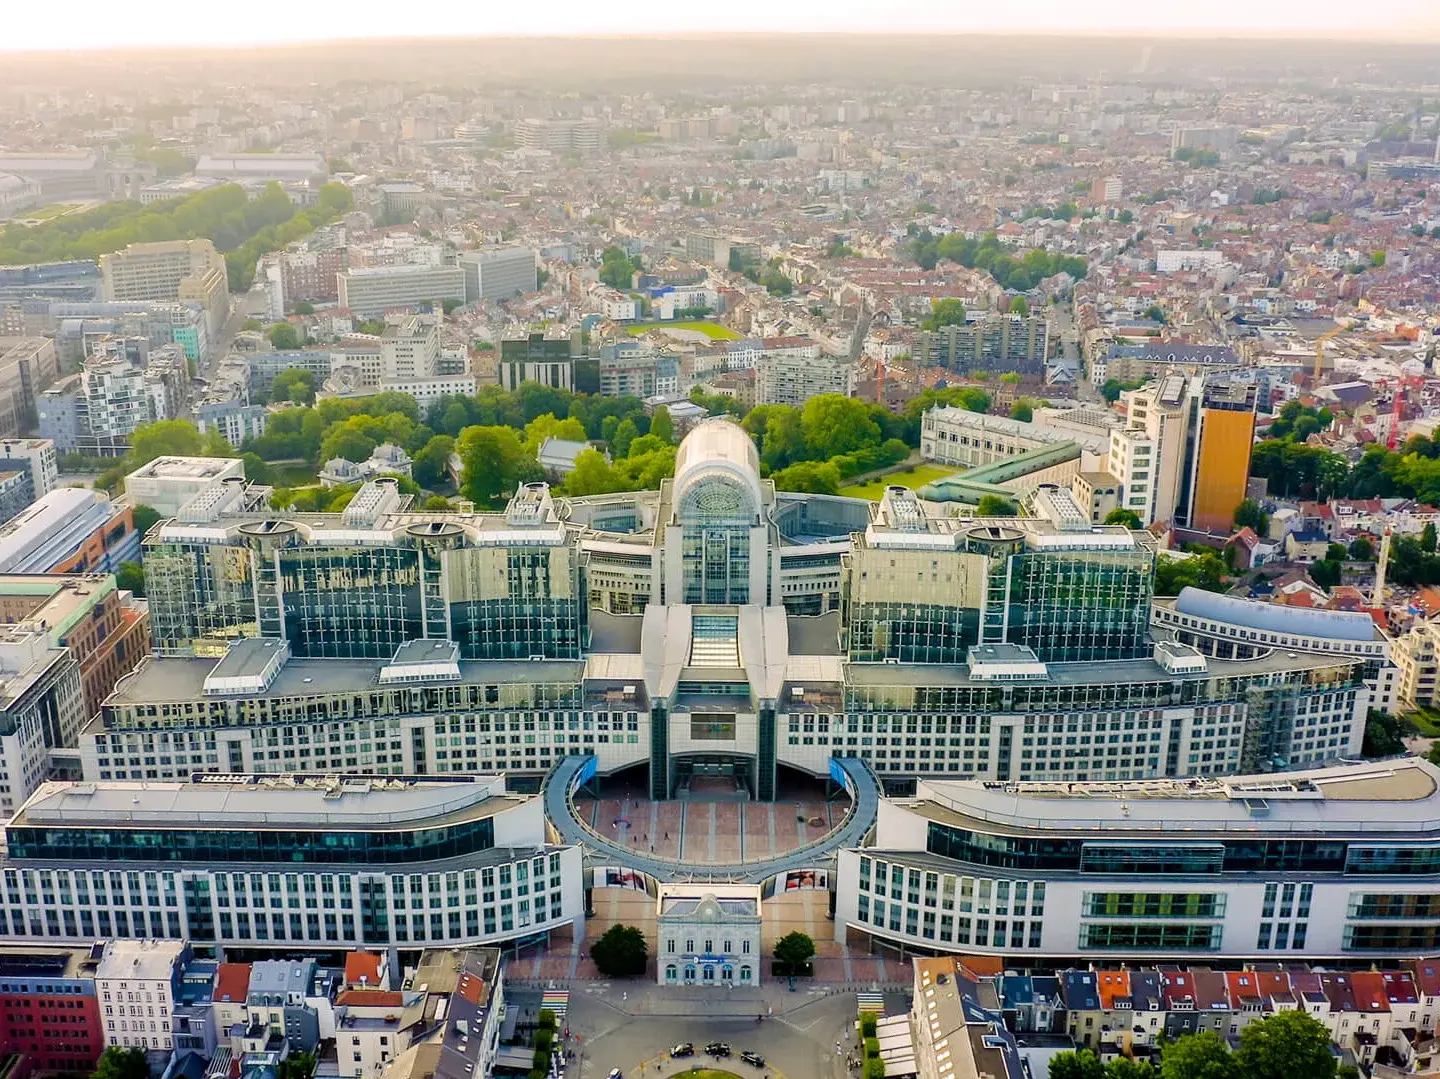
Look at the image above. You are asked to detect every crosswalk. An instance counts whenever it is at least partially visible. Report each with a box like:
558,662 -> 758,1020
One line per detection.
856,991 -> 885,1016
542,988 -> 570,1021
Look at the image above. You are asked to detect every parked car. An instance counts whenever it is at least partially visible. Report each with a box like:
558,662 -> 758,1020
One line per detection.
741,1052 -> 765,1068
607,1069 -> 622,1079
671,1045 -> 695,1059
705,1043 -> 731,1057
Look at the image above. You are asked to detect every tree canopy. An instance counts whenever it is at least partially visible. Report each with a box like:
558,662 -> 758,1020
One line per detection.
591,923 -> 648,978
773,930 -> 816,976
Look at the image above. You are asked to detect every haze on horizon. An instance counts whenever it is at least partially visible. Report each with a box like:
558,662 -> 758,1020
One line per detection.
4,0 -> 1439,52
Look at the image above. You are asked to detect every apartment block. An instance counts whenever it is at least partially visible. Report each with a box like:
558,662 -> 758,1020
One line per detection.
99,240 -> 228,338
337,265 -> 465,318
459,246 -> 538,304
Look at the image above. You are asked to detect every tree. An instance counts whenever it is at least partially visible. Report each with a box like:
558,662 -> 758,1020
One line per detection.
414,435 -> 456,489
270,368 -> 317,406
921,298 -> 967,331
279,1051 -> 316,1079
1424,521 -> 1437,553
1159,1031 -> 1237,1079
599,246 -> 639,290
1106,1062 -> 1157,1079
129,419 -> 203,466
591,923 -> 648,977
240,453 -> 274,486
611,418 -> 639,457
1105,508 -> 1143,529
94,1047 -> 150,1079
1349,536 -> 1375,561
1363,707 -> 1407,757
650,405 -> 674,445
1010,296 -> 1030,315
130,504 -> 162,536
1234,1010 -> 1335,1079
441,297 -> 463,314
268,322 -> 300,350
201,427 -> 234,457
976,494 -> 1018,516
115,561 -> 145,596
1310,559 -> 1342,589
771,461 -> 841,495
773,930 -> 816,977
292,300 -> 315,315
802,395 -> 881,460
1155,551 -> 1226,596
1049,1050 -> 1105,1079
1010,400 -> 1034,423
457,425 -> 538,507
1233,498 -> 1268,535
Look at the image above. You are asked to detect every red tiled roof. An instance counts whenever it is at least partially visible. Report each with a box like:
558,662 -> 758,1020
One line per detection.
215,963 -> 251,1004
345,951 -> 384,988
336,989 -> 404,1008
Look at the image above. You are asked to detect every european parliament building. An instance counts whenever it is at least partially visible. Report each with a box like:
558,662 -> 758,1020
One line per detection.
0,418 -> 1405,958
91,420 -> 1380,800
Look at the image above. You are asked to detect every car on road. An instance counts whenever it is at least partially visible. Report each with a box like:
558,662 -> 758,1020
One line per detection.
670,1045 -> 694,1059
607,1070 -> 622,1079
741,1052 -> 765,1068
705,1043 -> 731,1057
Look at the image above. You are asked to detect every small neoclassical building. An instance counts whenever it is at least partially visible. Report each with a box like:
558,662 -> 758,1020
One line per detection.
655,882 -> 762,987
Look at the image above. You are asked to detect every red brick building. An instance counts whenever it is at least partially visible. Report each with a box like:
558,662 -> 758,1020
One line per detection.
0,948 -> 104,1078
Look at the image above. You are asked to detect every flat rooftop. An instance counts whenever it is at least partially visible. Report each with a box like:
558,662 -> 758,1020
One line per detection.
109,651 -> 585,705
11,774 -> 520,831
903,758 -> 1440,839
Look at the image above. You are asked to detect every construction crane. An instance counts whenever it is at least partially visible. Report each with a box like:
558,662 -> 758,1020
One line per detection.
1313,324 -> 1345,382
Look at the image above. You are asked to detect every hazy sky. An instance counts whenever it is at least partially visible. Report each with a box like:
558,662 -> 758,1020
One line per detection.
3,0 -> 1437,51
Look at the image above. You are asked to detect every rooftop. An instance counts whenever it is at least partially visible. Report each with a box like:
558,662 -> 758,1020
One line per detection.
11,773 -> 516,831
903,757 -> 1440,839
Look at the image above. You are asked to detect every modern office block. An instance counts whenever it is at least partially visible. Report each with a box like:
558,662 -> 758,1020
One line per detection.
92,421 -> 1382,802
0,773 -> 583,951
99,240 -> 228,338
835,757 -> 1440,959
459,247 -> 537,304
337,265 -> 465,318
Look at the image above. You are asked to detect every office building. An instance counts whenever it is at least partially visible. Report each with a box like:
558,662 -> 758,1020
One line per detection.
917,314 -> 1051,377
1171,125 -> 1238,153
0,772 -> 583,951
498,333 -> 596,394
278,248 -> 346,306
597,344 -> 679,399
337,265 -> 466,318
0,572 -> 151,722
757,338 -> 852,406
0,488 -> 138,575
95,939 -> 190,1051
0,625 -> 85,816
94,422 -> 1381,801
123,456 -> 247,517
835,756 -> 1440,959
0,948 -> 104,1074
1108,376 -> 1257,529
513,119 -> 603,154
99,240 -> 229,339
0,338 -> 60,438
459,247 -> 538,304
656,884 -> 762,987
0,261 -> 102,306
922,406 -> 1113,471
683,232 -> 732,269
1156,249 -> 1227,274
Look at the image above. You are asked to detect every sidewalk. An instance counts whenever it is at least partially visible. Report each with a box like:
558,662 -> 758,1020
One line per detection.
504,977 -> 913,1018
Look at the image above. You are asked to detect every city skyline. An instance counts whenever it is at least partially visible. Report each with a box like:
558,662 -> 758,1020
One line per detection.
3,0 -> 1440,52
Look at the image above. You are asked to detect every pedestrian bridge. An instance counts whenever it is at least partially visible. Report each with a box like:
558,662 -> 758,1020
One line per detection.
542,754 -> 881,885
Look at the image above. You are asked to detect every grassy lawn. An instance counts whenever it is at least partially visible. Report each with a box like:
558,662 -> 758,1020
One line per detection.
273,463 -> 320,487
839,463 -> 960,500
626,320 -> 742,340
1405,709 -> 1440,738
20,203 -> 79,221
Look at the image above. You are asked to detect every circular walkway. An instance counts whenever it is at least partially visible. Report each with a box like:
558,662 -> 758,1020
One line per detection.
543,755 -> 881,884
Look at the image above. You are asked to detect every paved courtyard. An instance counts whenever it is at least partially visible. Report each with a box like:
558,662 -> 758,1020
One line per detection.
508,984 -> 910,1079
572,780 -> 849,864
510,889 -> 914,985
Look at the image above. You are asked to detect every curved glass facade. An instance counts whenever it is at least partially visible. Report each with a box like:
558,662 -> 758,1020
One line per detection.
6,817 -> 496,864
